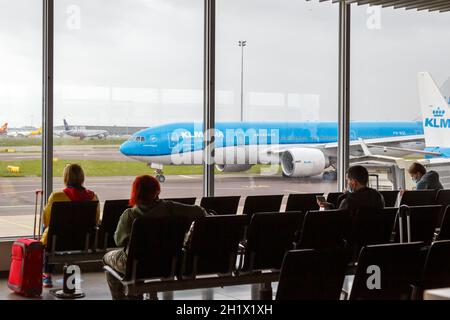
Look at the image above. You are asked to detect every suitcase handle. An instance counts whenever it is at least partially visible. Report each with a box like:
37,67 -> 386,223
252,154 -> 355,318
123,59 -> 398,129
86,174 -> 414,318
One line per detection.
34,190 -> 44,240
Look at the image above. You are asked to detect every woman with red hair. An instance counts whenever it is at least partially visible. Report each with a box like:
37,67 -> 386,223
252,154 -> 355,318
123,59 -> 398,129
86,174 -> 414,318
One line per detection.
102,175 -> 206,300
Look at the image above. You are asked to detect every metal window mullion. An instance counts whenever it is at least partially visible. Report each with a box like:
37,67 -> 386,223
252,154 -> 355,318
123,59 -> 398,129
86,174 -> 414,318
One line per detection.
337,1 -> 351,191
43,0 -> 54,203
203,0 -> 216,197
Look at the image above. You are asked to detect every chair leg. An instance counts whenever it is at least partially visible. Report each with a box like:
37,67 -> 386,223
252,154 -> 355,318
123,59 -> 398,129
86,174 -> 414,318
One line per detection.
259,282 -> 273,300
162,291 -> 174,300
202,288 -> 214,300
251,284 -> 260,300
148,292 -> 158,300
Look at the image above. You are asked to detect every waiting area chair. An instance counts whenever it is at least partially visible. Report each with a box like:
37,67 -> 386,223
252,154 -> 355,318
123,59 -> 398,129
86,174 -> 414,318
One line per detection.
242,195 -> 284,219
182,215 -> 247,278
98,199 -> 130,249
379,190 -> 399,208
199,196 -> 240,215
346,207 -> 398,263
414,240 -> 450,299
436,206 -> 450,241
296,209 -> 351,250
103,216 -> 193,298
396,205 -> 442,244
240,212 -> 304,272
349,242 -> 426,300
163,197 -> 197,205
276,249 -> 348,300
46,201 -> 101,265
400,190 -> 438,206
285,193 -> 322,212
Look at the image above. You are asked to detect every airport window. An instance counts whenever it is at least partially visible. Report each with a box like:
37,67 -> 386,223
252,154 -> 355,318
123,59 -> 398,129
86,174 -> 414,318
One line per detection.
214,0 -> 339,201
52,0 -> 204,216
351,5 -> 450,190
0,0 -> 43,237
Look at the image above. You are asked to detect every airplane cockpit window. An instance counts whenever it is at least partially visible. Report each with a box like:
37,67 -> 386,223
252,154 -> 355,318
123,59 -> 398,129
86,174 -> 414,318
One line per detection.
127,136 -> 145,142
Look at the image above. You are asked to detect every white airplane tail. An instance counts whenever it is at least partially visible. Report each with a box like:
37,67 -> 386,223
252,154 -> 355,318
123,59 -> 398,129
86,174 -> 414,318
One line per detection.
418,72 -> 450,148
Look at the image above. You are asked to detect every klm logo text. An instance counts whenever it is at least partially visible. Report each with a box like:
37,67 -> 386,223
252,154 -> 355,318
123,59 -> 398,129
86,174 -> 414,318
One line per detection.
425,118 -> 450,128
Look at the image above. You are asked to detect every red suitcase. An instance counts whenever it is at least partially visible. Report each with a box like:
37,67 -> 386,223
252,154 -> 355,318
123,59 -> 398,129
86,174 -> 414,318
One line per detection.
7,190 -> 44,297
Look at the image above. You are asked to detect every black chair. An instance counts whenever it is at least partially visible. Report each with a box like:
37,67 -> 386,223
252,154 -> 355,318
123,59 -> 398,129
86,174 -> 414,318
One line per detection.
182,215 -> 247,277
285,193 -> 322,212
98,199 -> 130,249
276,249 -> 348,300
415,240 -> 450,299
199,196 -> 240,215
347,207 -> 398,262
296,209 -> 351,250
326,192 -> 344,208
47,201 -> 99,254
400,190 -> 438,206
349,242 -> 427,300
242,195 -> 284,219
105,216 -> 193,285
379,190 -> 399,208
436,206 -> 450,241
164,197 -> 197,205
241,212 -> 304,272
435,190 -> 450,225
395,205 -> 442,244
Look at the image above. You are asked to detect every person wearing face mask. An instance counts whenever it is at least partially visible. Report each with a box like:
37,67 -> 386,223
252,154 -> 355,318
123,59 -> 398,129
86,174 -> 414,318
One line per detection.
318,165 -> 385,212
406,162 -> 443,191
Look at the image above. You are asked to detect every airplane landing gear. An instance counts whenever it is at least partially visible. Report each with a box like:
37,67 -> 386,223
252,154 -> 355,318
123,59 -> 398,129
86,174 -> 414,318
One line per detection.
155,169 -> 166,183
322,170 -> 337,181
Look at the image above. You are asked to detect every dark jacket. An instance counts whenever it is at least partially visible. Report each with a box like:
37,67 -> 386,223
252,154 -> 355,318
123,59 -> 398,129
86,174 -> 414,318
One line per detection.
416,170 -> 444,190
337,187 -> 385,212
114,199 -> 207,249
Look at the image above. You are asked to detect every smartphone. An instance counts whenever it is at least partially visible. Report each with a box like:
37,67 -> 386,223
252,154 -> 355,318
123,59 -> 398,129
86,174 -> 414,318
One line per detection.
316,195 -> 326,203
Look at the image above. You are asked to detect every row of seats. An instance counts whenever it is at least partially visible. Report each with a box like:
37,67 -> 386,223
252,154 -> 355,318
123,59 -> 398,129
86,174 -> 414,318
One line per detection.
277,240 -> 450,300
98,189 -> 450,249
45,191 -> 450,255
44,190 -> 450,299
103,205 -> 450,299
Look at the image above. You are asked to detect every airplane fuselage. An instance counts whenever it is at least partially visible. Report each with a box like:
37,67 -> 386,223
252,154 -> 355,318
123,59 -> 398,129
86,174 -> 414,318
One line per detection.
119,121 -> 425,166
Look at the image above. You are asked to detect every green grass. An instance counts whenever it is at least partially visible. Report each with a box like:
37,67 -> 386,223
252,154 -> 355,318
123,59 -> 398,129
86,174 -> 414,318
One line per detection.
0,159 -> 280,177
0,137 -> 126,147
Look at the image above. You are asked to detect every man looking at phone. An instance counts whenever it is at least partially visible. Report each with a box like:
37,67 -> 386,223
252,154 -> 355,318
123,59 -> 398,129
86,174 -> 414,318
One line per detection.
318,165 -> 385,212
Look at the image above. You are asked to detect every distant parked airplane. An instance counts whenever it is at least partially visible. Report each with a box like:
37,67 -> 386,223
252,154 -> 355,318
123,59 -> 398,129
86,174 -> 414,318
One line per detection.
61,119 -> 108,140
0,123 -> 7,135
6,126 -> 42,138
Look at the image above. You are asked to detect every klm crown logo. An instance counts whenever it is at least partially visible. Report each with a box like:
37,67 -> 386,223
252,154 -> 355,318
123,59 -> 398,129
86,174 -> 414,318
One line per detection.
425,106 -> 450,129
432,107 -> 445,118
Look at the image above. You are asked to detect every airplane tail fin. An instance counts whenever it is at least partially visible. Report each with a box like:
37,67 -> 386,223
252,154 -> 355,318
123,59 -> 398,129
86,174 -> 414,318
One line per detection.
63,119 -> 70,131
0,123 -> 7,132
418,72 -> 450,148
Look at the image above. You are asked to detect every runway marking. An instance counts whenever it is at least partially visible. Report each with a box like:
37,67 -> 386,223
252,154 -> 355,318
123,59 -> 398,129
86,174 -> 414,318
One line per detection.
0,217 -> 33,230
0,191 -> 36,196
241,185 -> 271,189
178,175 -> 197,180
283,190 -> 306,194
0,205 -> 34,209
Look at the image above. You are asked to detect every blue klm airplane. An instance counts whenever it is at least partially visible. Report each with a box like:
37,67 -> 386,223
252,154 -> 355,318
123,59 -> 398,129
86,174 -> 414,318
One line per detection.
120,72 -> 450,182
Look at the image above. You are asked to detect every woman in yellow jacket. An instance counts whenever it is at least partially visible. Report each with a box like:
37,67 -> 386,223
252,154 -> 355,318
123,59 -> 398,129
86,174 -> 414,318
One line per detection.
41,163 -> 100,288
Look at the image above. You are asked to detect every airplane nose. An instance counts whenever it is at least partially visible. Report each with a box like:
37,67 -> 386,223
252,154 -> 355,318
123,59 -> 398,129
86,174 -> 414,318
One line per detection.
119,141 -> 130,155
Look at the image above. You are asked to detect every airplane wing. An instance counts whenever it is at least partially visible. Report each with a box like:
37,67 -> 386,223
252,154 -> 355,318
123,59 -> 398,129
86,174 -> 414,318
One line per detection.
261,135 -> 441,158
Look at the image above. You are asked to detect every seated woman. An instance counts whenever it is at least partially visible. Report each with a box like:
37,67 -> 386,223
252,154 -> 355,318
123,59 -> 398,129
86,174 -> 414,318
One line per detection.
407,162 -> 444,190
41,163 -> 100,288
103,175 -> 207,300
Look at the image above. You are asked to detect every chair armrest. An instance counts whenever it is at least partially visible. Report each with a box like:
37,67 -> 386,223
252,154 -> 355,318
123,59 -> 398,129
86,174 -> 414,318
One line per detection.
103,265 -> 125,281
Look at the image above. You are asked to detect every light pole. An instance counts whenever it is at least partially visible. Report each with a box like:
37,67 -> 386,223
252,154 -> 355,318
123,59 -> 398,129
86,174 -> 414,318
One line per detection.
238,40 -> 246,122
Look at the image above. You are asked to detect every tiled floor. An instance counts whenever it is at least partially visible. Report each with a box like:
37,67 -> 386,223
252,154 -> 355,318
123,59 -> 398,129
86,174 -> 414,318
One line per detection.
0,273 -> 279,300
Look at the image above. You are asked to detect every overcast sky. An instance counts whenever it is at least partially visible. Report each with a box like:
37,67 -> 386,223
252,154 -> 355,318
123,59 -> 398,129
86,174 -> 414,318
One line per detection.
1,0 -> 450,128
